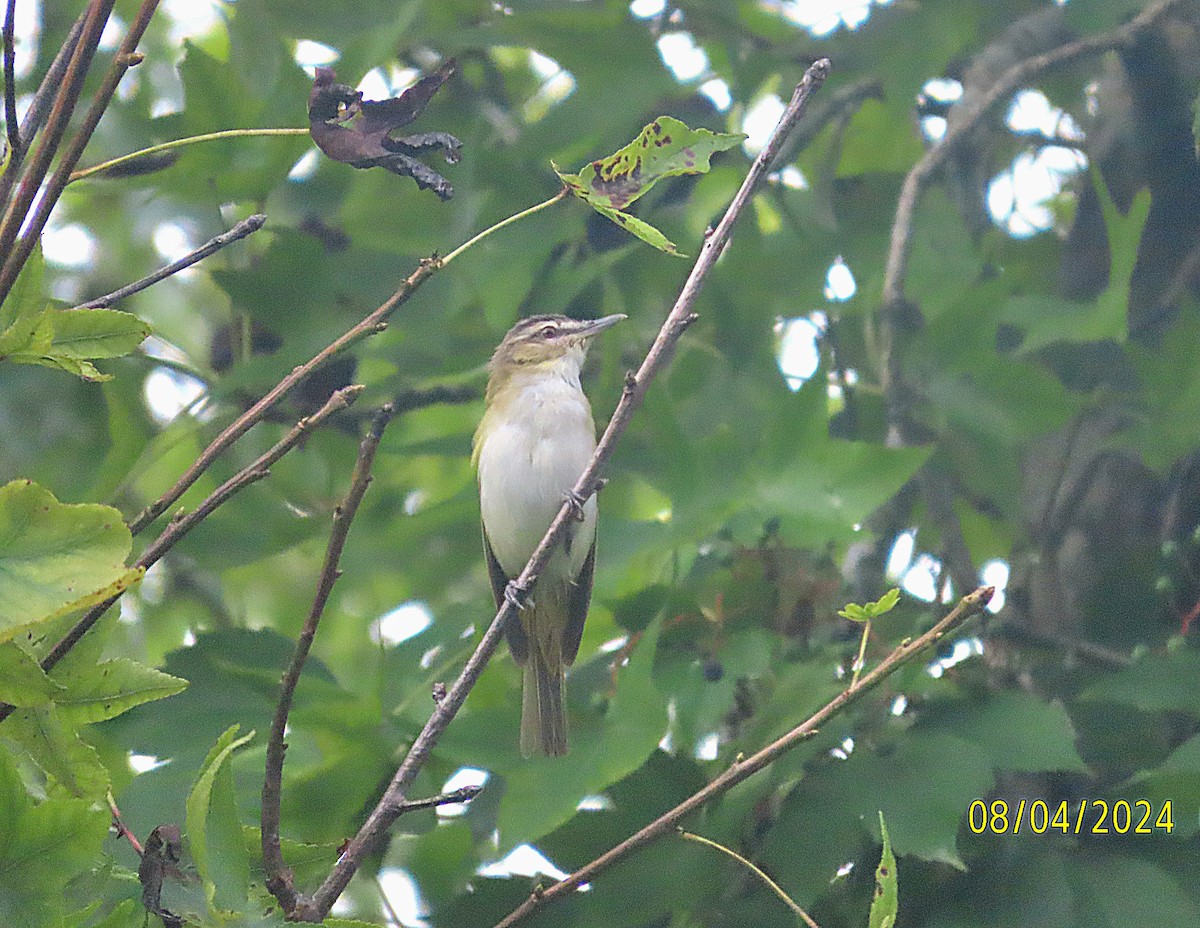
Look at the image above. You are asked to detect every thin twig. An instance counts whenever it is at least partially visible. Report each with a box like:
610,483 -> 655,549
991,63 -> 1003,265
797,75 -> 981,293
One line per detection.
294,56 -> 833,924
108,792 -> 144,856
0,0 -> 114,279
74,215 -> 267,309
0,0 -> 162,305
392,382 -> 479,415
879,0 -> 1183,405
126,258 -> 438,537
492,586 -> 994,928
440,187 -> 569,266
0,10 -> 85,210
395,784 -> 484,813
3,0 -> 18,161
67,127 -> 310,184
262,403 -> 395,913
0,385 -> 363,724
678,829 -> 819,928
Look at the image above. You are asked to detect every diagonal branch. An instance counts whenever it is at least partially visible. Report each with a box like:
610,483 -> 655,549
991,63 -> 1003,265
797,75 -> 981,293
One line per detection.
493,586 -> 994,928
125,257 -> 440,536
0,385 -> 363,724
291,56 -> 833,924
0,0 -> 113,272
74,214 -> 267,309
0,11 -> 85,211
0,0 -> 162,305
262,403 -> 395,914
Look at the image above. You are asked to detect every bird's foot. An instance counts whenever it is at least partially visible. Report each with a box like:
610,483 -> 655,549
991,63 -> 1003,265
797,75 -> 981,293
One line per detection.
504,581 -> 532,611
562,488 -> 588,522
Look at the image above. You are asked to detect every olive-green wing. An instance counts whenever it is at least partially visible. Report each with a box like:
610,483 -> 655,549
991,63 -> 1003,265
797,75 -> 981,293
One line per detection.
484,527 -> 529,664
563,539 -> 596,666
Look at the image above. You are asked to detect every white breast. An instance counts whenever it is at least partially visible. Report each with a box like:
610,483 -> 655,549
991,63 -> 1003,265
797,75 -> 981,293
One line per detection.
477,372 -> 598,581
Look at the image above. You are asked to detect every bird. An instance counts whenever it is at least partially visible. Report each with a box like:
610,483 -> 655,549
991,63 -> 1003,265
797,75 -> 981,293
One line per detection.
473,313 -> 625,756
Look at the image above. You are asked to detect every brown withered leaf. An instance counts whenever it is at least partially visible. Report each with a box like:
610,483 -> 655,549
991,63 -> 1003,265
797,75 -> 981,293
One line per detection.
308,62 -> 462,200
138,823 -> 186,928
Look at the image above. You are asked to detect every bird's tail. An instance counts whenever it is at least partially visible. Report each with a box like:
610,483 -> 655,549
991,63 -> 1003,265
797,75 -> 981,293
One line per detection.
521,643 -> 568,757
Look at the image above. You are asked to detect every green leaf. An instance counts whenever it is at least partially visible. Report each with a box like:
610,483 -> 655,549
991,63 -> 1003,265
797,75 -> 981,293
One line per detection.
555,115 -> 745,255
186,724 -> 255,914
0,243 -> 44,331
869,812 -> 899,928
841,588 -> 902,622
1093,169 -> 1149,338
556,116 -> 745,211
0,480 -> 136,644
1079,649 -> 1200,716
0,751 -> 110,926
51,656 -> 188,725
42,309 -> 151,360
919,692 -> 1090,773
0,641 -> 62,707
7,704 -> 110,799
586,201 -> 684,256
0,305 -> 54,357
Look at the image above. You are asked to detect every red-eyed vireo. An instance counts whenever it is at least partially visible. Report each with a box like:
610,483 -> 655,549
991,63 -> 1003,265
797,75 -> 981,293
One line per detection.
473,313 -> 625,757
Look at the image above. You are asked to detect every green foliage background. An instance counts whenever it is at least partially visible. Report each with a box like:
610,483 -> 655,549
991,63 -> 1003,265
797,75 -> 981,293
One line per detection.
2,1 -> 1200,926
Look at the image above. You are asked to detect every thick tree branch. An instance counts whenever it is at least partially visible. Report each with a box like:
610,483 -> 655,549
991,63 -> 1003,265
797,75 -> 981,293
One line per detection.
0,0 -> 113,273
294,56 -> 832,924
0,386 -> 363,724
262,403 -> 395,913
0,0 -> 161,305
74,214 -> 267,309
493,586 -> 994,928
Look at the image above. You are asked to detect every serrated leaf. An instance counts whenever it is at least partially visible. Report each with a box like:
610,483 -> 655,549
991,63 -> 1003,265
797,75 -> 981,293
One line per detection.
0,305 -> 53,356
0,243 -> 44,331
51,656 -> 188,724
0,480 -> 135,644
17,353 -> 112,382
556,116 -> 745,210
0,640 -> 62,706
0,751 -> 109,926
838,603 -> 868,622
869,812 -> 899,928
7,704 -> 110,798
186,724 -> 254,913
44,308 -> 151,359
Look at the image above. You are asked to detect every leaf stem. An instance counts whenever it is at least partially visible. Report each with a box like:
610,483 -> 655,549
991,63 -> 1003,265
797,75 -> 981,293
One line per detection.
850,618 -> 871,690
438,187 -> 570,267
67,127 -> 310,184
678,829 -> 820,928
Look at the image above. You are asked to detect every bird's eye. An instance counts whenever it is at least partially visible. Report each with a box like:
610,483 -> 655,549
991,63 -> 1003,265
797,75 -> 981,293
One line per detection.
541,325 -> 557,339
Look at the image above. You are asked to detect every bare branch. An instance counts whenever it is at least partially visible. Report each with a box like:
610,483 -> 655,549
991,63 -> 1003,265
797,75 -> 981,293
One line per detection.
126,257 -> 440,536
0,0 -> 161,305
74,215 -> 267,309
0,385 -> 363,724
3,0 -> 18,161
493,586 -> 995,928
262,403 -> 395,913
0,10 -> 85,210
294,56 -> 833,924
0,0 -> 114,273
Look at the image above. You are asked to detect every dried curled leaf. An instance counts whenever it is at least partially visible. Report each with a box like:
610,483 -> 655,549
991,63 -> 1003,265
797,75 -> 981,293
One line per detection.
308,62 -> 462,200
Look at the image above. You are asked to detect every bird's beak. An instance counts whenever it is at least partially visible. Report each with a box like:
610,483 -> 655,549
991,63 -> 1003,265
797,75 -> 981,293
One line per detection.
578,314 -> 626,338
